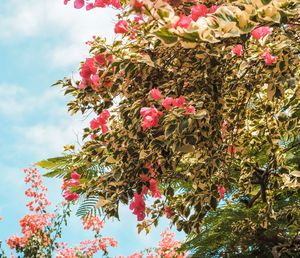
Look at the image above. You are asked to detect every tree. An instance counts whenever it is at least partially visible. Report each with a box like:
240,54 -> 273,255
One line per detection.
45,0 -> 300,256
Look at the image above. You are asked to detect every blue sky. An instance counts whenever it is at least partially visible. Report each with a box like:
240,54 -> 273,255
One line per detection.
0,0 -> 185,256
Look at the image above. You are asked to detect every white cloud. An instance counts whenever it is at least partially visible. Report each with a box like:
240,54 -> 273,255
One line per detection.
0,0 -> 117,67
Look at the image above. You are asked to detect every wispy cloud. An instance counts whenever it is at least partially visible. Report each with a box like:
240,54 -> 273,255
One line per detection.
0,0 -> 117,67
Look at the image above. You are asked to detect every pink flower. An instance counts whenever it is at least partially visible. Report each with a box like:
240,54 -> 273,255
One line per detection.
140,106 -> 163,131
134,15 -> 144,23
172,96 -> 185,108
130,192 -> 146,221
64,0 -> 71,5
209,5 -> 220,14
184,103 -> 195,114
259,48 -> 278,65
69,179 -> 79,186
80,58 -> 97,80
95,54 -> 106,67
191,4 -> 208,21
217,186 -> 226,200
111,0 -> 122,8
71,171 -> 81,180
86,3 -> 94,10
164,206 -> 172,218
173,14 -> 192,29
74,0 -> 85,9
63,191 -> 79,201
251,26 -> 272,40
150,89 -> 162,100
90,109 -> 110,133
228,145 -> 236,154
231,44 -> 243,56
114,20 -> 129,34
149,179 -> 161,198
161,97 -> 174,110
221,120 -> 227,131
134,0 -> 143,8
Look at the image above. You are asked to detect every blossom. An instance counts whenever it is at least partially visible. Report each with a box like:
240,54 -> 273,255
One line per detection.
173,14 -> 192,29
134,15 -> 144,23
259,48 -> 278,65
134,0 -> 143,8
184,103 -> 195,114
111,0 -> 122,8
71,171 -> 81,180
172,96 -> 185,108
251,26 -> 271,40
228,145 -> 236,154
95,54 -> 106,67
209,5 -> 220,14
80,58 -> 97,80
161,97 -> 174,110
114,20 -> 129,34
149,179 -> 161,198
231,44 -> 243,56
140,105 -> 163,131
90,109 -> 110,133
150,88 -> 162,100
129,192 -> 146,221
218,186 -> 226,200
74,0 -> 85,9
191,4 -> 208,21
164,206 -> 172,218
63,190 -> 80,201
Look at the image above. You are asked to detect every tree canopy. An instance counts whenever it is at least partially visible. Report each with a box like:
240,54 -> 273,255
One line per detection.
37,0 -> 300,256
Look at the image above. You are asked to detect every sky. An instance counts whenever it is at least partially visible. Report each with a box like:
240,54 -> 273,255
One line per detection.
0,0 -> 185,256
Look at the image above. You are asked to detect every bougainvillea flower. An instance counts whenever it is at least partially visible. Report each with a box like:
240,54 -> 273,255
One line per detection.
134,15 -> 144,23
86,3 -> 94,10
64,0 -> 71,5
184,103 -> 196,114
191,4 -> 208,21
251,26 -> 271,40
71,171 -> 81,180
95,54 -> 106,67
80,58 -> 97,80
63,190 -> 80,201
217,186 -> 226,200
149,179 -> 161,198
150,89 -> 162,100
231,44 -> 243,56
228,145 -> 236,154
164,206 -> 172,218
129,192 -> 146,221
133,0 -> 143,8
172,96 -> 185,108
114,20 -> 129,34
161,97 -> 174,110
259,48 -> 278,65
209,5 -> 220,13
111,0 -> 122,8
173,15 -> 192,29
74,0 -> 85,9
140,106 -> 163,131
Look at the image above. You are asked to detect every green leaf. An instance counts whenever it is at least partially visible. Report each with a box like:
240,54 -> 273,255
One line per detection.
153,28 -> 178,46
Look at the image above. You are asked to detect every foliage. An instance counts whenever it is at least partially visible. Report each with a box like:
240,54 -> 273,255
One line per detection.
50,0 -> 300,256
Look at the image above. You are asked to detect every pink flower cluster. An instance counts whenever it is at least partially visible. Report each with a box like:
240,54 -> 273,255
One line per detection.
218,186 -> 226,200
259,48 -> 278,65
161,95 -> 195,114
82,215 -> 104,232
172,4 -> 220,29
251,26 -> 272,40
78,52 -> 113,89
231,44 -> 243,56
24,167 -> 51,212
140,105 -> 163,131
130,192 -> 146,221
90,109 -> 110,133
130,163 -> 162,221
62,171 -> 81,201
64,0 -> 122,10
